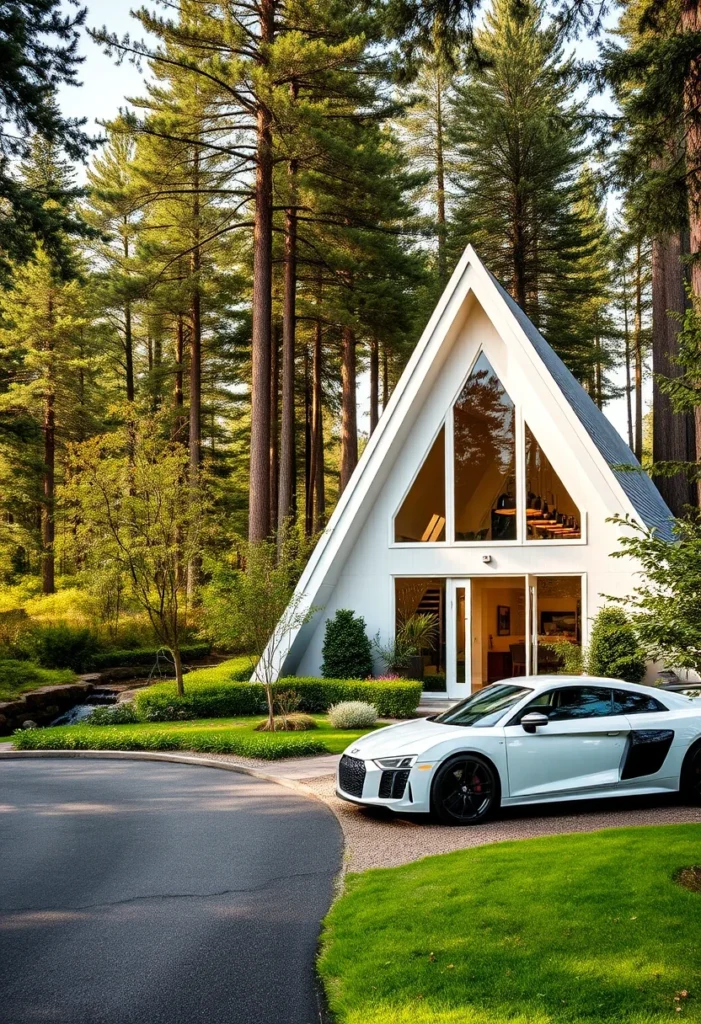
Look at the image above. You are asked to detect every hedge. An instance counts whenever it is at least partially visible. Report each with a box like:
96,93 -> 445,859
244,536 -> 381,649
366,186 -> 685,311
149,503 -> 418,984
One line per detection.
91,643 -> 212,670
12,725 -> 326,759
133,671 -> 422,722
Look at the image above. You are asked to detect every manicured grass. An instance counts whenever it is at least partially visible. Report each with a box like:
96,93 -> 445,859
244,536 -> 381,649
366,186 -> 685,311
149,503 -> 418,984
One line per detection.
0,659 -> 76,701
319,824 -> 701,1024
12,714 -> 384,759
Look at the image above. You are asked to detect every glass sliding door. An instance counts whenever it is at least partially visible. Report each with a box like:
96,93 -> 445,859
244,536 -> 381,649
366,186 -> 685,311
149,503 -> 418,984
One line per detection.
447,579 -> 470,696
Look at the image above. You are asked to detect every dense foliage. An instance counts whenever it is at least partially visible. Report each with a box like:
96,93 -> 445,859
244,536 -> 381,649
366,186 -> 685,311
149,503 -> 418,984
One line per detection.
321,610 -> 374,680
585,605 -> 646,683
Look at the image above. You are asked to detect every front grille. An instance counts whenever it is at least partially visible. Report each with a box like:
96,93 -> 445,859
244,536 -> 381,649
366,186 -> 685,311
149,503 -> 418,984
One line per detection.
378,769 -> 411,800
339,755 -> 366,797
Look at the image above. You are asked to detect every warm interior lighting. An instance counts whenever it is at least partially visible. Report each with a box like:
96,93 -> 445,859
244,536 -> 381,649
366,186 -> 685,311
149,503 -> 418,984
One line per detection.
421,514 -> 447,543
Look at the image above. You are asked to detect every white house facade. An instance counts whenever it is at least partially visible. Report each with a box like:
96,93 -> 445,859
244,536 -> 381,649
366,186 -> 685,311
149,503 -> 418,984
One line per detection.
267,246 -> 673,699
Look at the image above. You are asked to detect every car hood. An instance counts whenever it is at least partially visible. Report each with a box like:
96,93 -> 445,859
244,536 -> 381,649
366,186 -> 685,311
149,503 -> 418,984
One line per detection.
343,718 -> 493,760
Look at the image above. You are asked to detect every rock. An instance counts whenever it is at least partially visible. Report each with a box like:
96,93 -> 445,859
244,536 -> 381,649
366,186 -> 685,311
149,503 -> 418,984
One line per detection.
21,720 -> 38,729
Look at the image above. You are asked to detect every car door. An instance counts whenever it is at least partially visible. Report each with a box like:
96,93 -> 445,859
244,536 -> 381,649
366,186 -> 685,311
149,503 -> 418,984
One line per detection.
503,685 -> 630,799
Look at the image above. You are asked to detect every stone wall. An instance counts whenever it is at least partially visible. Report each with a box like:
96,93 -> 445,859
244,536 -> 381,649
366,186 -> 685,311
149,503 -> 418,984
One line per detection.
0,676 -> 100,735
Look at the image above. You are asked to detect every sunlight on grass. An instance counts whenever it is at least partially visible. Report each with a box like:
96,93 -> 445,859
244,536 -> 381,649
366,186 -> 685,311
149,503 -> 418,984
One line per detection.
319,825 -> 701,1024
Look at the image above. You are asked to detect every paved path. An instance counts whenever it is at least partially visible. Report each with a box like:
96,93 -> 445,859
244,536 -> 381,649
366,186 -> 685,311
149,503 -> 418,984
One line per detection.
0,758 -> 342,1024
304,775 -> 701,871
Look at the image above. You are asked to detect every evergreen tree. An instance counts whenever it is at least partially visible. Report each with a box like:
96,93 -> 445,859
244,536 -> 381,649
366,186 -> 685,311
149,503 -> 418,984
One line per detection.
448,0 -> 595,379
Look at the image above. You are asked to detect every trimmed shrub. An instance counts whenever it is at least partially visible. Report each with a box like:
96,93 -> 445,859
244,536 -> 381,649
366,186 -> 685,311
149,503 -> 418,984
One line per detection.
87,702 -> 139,725
90,643 -> 211,670
29,623 -> 102,671
328,701 -> 378,729
132,664 -> 421,723
321,610 -> 373,680
280,677 -> 421,719
12,725 -> 326,759
586,606 -> 646,683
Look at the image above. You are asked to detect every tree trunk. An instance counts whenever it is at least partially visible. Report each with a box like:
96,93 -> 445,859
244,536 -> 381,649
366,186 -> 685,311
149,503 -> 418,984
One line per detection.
382,343 -> 389,410
172,647 -> 184,697
340,325 -> 358,494
304,343 -> 313,537
652,232 -> 695,512
189,145 -> 202,483
123,224 -> 135,403
512,181 -> 527,310
249,0 -> 275,542
309,298 -> 325,532
277,147 -> 298,544
622,270 -> 634,450
42,294 -> 55,595
633,241 -> 644,461
435,67 -> 447,287
174,313 -> 185,440
369,336 -> 379,435
682,0 -> 701,505
269,319 -> 280,528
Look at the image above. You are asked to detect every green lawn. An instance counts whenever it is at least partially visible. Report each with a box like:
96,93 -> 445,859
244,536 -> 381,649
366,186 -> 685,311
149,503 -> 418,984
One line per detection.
319,824 -> 701,1024
0,659 -> 76,701
11,714 -> 384,759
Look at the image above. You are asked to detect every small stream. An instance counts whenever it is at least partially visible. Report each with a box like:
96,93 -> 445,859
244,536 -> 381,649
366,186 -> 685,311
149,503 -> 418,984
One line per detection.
50,688 -> 119,727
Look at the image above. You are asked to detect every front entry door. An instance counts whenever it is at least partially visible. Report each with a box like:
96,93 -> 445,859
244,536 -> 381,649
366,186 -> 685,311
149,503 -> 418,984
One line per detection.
447,579 -> 470,698
503,684 -> 629,799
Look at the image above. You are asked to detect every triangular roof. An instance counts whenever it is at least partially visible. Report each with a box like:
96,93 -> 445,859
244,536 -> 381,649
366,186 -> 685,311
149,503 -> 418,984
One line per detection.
267,245 -> 673,678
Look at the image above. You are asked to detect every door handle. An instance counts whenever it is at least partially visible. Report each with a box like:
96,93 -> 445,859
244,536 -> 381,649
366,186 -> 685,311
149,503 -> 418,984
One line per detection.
607,731 -> 620,736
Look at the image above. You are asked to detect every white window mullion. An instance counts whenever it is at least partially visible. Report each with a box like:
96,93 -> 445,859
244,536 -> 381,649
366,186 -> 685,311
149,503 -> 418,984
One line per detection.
445,412 -> 455,544
515,407 -> 526,544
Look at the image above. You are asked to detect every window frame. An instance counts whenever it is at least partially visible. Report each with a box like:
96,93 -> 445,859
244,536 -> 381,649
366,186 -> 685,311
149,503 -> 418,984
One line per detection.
506,684 -> 619,725
389,346 -> 587,548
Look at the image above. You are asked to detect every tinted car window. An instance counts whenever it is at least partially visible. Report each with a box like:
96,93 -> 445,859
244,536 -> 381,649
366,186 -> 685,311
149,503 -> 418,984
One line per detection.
515,686 -> 614,722
612,689 -> 667,714
435,684 -> 533,727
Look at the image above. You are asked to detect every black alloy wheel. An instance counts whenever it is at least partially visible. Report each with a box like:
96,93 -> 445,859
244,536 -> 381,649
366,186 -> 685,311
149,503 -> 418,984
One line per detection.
682,743 -> 701,805
431,754 -> 499,825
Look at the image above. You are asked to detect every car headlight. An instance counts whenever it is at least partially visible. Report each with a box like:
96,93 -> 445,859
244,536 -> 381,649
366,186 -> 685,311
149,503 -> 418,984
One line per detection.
373,755 -> 417,769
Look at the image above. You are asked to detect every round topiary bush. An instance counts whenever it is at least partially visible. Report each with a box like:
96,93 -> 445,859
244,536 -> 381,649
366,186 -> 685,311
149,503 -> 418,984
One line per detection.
586,606 -> 646,683
328,701 -> 378,729
321,609 -> 373,679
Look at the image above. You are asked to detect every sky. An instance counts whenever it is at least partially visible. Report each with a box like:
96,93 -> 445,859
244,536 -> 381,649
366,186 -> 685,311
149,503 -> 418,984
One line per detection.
59,0 -> 642,446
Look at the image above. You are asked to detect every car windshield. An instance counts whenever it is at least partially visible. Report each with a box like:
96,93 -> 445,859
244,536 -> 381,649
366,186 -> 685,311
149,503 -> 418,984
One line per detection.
433,684 -> 533,727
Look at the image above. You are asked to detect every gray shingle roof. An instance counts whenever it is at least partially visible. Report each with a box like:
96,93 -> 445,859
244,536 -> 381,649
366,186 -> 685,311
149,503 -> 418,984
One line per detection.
490,273 -> 674,540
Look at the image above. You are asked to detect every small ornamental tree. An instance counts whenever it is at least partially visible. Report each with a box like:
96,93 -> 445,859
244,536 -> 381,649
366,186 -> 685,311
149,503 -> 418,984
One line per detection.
586,606 -> 646,684
610,513 -> 701,675
321,610 -> 373,680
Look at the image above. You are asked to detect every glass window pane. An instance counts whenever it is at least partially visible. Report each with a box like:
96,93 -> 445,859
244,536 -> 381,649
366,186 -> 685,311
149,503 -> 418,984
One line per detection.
456,587 -> 466,684
612,689 -> 667,714
394,428 -> 445,543
535,576 -> 581,675
454,353 -> 516,541
395,578 -> 446,691
549,686 -> 613,720
525,424 -> 582,540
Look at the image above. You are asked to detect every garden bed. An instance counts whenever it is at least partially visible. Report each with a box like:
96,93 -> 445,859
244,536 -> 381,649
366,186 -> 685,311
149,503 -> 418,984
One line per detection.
318,824 -> 701,1024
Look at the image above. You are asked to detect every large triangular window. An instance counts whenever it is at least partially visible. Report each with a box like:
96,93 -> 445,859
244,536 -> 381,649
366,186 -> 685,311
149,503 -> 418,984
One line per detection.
525,424 -> 581,540
394,427 -> 446,543
453,353 -> 516,541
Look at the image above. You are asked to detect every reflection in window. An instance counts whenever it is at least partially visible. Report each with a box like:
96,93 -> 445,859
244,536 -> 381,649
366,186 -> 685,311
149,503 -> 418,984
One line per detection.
454,353 -> 516,541
535,575 -> 581,675
395,578 -> 446,691
525,424 -> 581,540
394,428 -> 446,543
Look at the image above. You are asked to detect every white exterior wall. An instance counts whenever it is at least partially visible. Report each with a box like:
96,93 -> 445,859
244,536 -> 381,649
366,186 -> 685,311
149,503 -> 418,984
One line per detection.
290,295 -> 642,682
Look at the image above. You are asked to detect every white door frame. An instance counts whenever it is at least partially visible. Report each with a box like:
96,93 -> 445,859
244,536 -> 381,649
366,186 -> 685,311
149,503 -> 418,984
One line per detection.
447,578 -> 471,698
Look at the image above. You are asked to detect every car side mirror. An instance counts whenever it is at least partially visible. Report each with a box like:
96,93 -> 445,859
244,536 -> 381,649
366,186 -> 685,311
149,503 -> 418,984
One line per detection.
521,712 -> 550,734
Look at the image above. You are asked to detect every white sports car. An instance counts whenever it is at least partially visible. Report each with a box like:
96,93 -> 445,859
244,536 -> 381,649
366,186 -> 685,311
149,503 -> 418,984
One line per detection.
336,675 -> 701,825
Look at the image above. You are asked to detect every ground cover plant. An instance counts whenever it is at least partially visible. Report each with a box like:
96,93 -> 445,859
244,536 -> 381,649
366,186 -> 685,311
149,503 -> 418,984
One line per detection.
319,824 -> 701,1024
0,660 -> 76,701
11,714 -> 384,758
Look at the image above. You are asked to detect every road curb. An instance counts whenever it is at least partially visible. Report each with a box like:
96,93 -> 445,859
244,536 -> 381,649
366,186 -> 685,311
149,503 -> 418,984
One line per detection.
0,748 -> 337,811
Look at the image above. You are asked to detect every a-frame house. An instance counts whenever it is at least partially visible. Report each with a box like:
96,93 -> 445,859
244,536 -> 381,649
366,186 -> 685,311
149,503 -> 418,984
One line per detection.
267,246 -> 672,699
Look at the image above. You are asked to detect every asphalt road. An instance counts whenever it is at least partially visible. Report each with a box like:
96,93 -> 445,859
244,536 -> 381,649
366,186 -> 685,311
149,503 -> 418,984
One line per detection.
0,759 -> 343,1024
